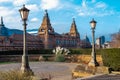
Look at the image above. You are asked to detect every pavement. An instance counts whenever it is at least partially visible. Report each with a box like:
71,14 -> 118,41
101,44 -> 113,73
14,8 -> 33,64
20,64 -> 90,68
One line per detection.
0,62 -> 77,80
0,62 -> 120,80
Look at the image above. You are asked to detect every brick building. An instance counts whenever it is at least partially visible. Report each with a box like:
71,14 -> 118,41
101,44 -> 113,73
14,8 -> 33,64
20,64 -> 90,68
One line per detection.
0,17 -> 43,51
38,10 -> 80,49
0,10 -> 91,50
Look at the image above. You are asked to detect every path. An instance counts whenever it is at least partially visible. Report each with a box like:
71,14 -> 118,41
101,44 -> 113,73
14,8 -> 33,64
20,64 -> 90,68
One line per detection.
0,62 -> 77,80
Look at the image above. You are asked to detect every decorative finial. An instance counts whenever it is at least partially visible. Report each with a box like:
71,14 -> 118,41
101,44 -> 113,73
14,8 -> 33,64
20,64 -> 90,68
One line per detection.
72,18 -> 75,23
23,4 -> 25,7
85,33 -> 87,36
45,9 -> 48,14
92,18 -> 95,21
90,18 -> 97,23
44,9 -> 48,17
73,18 -> 75,21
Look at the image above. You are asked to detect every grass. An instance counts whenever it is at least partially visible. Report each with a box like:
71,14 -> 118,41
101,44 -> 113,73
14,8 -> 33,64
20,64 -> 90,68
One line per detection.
0,70 -> 53,80
0,62 -> 16,64
0,70 -> 34,80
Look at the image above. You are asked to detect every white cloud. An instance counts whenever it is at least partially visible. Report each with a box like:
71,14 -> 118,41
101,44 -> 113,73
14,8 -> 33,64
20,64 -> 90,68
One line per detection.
0,7 -> 15,17
26,4 -> 39,12
77,8 -> 94,16
40,0 -> 60,10
76,0 -> 114,17
0,6 -> 22,29
31,17 -> 39,22
82,0 -> 87,8
0,0 -> 12,3
13,0 -> 29,6
95,2 -> 107,9
91,0 -> 96,3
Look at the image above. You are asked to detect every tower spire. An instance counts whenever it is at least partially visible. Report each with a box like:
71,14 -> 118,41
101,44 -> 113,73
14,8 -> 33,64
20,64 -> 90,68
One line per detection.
73,18 -> 75,23
45,9 -> 47,14
0,16 -> 4,26
69,18 -> 79,37
44,9 -> 48,18
38,10 -> 54,34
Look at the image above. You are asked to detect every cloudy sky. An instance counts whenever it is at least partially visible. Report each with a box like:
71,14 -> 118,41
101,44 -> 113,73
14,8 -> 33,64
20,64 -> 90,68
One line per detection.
0,0 -> 120,39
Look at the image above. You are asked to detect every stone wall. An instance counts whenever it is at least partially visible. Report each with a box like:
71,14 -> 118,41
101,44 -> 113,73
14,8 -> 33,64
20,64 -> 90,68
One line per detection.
77,55 -> 103,65
0,55 -> 40,62
0,54 -> 103,65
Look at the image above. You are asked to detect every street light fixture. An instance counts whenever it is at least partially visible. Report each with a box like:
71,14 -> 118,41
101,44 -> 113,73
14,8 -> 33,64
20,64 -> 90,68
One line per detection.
88,18 -> 99,67
19,5 -> 32,73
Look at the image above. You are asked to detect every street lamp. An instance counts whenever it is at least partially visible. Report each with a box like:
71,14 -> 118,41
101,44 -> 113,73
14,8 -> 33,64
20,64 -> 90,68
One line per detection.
88,18 -> 99,67
19,5 -> 32,73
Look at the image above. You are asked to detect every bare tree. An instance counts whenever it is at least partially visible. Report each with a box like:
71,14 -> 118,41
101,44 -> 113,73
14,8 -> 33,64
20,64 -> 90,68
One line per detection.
111,31 -> 120,48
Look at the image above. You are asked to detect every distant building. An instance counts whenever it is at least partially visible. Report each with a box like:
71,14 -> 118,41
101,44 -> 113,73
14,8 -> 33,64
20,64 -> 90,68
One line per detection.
96,36 -> 105,49
80,35 -> 91,48
101,36 -> 105,45
0,17 -> 43,51
102,41 -> 111,48
110,30 -> 120,48
96,37 -> 101,48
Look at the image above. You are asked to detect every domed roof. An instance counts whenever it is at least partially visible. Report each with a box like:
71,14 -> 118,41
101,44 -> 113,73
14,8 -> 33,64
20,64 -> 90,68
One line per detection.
0,17 -> 8,36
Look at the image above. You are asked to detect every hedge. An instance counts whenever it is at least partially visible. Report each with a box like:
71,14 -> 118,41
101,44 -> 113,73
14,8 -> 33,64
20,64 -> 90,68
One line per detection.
0,48 -> 101,55
69,48 -> 101,55
101,48 -> 120,71
0,49 -> 53,55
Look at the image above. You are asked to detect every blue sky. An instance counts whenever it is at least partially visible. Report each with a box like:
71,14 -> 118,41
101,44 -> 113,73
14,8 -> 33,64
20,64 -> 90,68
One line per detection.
0,0 -> 120,40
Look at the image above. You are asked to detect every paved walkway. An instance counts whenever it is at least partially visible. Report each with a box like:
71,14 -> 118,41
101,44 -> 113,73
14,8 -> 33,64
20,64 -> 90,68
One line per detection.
0,62 -> 120,80
0,62 -> 77,80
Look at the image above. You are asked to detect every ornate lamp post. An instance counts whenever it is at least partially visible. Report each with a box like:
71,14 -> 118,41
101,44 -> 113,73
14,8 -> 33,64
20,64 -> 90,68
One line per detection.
88,18 -> 99,67
19,5 -> 32,73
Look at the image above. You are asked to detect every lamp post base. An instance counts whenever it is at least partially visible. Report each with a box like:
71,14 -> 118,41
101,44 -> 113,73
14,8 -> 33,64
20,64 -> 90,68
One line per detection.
21,68 -> 34,76
21,66 -> 33,73
21,65 -> 34,76
88,59 -> 99,67
21,55 -> 34,75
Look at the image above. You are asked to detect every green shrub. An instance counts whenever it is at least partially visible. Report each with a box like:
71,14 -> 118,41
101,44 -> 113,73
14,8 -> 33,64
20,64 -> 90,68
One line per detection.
55,54 -> 65,62
101,48 -> 120,71
53,46 -> 70,62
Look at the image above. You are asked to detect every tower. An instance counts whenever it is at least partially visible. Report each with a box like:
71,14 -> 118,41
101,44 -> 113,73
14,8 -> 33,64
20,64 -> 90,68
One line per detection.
0,17 -> 4,26
0,17 -> 8,36
38,10 -> 54,34
38,10 -> 55,49
84,34 -> 90,43
84,34 -> 91,48
69,18 -> 80,38
69,18 -> 80,47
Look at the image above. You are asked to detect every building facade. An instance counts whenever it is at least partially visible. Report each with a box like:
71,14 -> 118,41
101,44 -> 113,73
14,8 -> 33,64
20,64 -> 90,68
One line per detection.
0,10 -> 92,50
80,35 -> 91,48
0,17 -> 43,51
38,10 -> 81,49
96,36 -> 105,49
